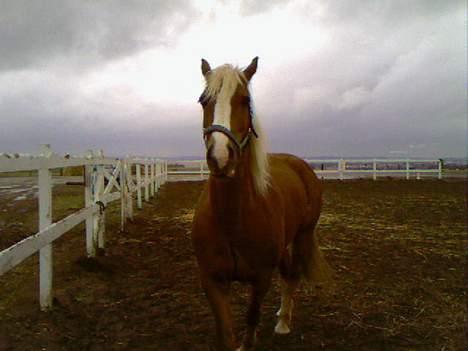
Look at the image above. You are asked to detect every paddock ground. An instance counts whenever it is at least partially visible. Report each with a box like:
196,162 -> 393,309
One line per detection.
0,180 -> 465,351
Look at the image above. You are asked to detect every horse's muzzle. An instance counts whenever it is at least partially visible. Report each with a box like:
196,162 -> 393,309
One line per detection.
206,142 -> 238,178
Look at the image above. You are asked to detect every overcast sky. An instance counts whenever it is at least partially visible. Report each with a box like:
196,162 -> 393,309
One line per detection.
0,0 -> 465,158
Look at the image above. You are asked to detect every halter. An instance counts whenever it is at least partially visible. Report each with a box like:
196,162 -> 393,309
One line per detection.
203,125 -> 254,153
201,93 -> 258,154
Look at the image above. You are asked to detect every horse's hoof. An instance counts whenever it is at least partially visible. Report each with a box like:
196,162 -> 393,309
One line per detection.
274,321 -> 291,335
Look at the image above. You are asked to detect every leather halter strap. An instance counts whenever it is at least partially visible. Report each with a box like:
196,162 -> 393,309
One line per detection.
203,125 -> 253,153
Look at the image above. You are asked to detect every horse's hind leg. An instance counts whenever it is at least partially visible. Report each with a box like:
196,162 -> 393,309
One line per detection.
275,277 -> 299,334
274,225 -> 331,335
275,265 -> 300,334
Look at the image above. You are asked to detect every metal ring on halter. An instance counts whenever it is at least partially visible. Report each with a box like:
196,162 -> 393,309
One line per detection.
203,125 -> 253,154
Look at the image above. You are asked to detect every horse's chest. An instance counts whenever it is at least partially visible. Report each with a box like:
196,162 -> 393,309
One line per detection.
229,223 -> 283,276
192,196 -> 286,281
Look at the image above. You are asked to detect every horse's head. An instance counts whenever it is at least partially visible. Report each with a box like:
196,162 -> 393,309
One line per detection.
199,57 -> 258,178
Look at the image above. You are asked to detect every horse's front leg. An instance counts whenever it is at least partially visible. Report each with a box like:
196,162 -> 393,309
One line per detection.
238,275 -> 272,351
201,274 -> 236,351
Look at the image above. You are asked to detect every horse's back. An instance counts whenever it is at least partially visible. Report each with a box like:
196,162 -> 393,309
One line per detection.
268,153 -> 323,230
268,153 -> 330,282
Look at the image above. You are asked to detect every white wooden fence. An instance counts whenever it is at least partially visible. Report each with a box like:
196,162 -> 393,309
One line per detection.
167,158 -> 443,180
0,145 -> 168,310
305,159 -> 443,180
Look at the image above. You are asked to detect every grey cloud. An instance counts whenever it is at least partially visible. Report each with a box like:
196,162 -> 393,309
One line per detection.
320,0 -> 464,24
0,76 -> 204,156
252,1 -> 465,157
239,0 -> 290,16
0,0 -> 198,71
238,0 -> 462,20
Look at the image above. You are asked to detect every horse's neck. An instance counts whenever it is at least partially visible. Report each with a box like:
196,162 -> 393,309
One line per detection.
209,154 -> 255,234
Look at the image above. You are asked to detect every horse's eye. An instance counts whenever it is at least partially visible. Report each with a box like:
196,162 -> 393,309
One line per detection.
198,93 -> 208,107
199,89 -> 211,107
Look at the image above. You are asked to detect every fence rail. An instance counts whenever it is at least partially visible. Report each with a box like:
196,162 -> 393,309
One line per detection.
0,145 -> 168,310
167,158 -> 443,180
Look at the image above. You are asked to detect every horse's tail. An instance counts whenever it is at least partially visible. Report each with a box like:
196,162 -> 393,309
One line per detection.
294,159 -> 333,286
277,154 -> 333,286
297,229 -> 333,285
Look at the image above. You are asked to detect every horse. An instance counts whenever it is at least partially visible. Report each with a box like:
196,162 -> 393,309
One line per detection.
191,57 -> 331,351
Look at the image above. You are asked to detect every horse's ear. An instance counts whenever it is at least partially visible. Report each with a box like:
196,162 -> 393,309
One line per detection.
201,58 -> 211,77
243,56 -> 258,81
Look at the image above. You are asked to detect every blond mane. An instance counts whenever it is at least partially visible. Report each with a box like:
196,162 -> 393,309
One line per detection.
204,64 -> 271,196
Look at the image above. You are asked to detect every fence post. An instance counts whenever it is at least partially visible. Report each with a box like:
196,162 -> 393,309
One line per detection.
120,160 -> 127,231
373,159 -> 377,181
200,161 -> 204,180
144,163 -> 149,202
164,160 -> 168,183
38,144 -> 53,311
154,161 -> 158,191
95,150 -> 105,251
438,159 -> 443,180
126,161 -> 134,220
339,159 -> 345,180
155,161 -> 159,190
150,162 -> 155,197
84,150 -> 96,257
156,161 -> 160,190
406,160 -> 410,180
136,164 -> 142,209
154,161 -> 158,192
157,161 -> 161,190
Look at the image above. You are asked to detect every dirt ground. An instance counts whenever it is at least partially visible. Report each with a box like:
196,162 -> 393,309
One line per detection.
0,179 -> 465,351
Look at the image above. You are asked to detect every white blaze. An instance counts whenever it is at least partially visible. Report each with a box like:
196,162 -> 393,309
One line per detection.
211,77 -> 237,169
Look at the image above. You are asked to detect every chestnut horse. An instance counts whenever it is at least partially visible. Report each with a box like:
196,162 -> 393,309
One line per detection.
192,57 -> 331,350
